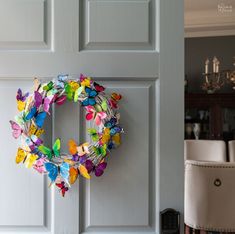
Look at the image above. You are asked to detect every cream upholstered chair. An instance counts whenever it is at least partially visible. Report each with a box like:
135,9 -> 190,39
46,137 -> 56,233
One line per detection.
184,140 -> 235,232
228,140 -> 235,162
184,140 -> 226,161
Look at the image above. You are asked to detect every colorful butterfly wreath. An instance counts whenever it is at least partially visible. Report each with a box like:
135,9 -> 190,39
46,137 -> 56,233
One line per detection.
10,74 -> 123,197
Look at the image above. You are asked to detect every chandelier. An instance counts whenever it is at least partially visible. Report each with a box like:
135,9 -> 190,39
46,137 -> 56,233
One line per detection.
202,57 -> 235,93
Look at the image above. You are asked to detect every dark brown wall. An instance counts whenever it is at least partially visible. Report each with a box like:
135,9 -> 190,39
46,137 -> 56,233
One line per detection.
185,36 -> 235,93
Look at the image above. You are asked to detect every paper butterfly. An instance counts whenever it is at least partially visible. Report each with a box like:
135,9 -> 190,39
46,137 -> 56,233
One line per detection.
56,181 -> 69,197
25,106 -> 47,128
88,128 -> 100,142
68,140 -> 89,161
94,100 -> 108,112
65,82 -> 84,102
38,138 -> 61,160
104,117 -> 123,136
34,78 -> 41,91
93,144 -> 107,157
25,135 -> 43,152
33,158 -> 46,173
69,167 -> 79,184
101,128 -> 111,144
16,88 -> 29,111
28,123 -> 44,137
78,164 -> 90,179
15,148 -> 38,168
82,87 -> 97,106
80,74 -> 91,87
85,160 -> 107,177
52,94 -> 67,105
34,91 -> 53,113
85,105 -> 107,126
9,120 -> 23,139
45,162 -> 70,183
56,74 -> 69,88
93,82 -> 105,92
109,93 -> 122,109
43,81 -> 58,96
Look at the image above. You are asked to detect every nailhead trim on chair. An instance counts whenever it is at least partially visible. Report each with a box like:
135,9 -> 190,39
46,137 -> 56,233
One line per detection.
185,161 -> 235,232
185,161 -> 235,169
185,221 -> 235,232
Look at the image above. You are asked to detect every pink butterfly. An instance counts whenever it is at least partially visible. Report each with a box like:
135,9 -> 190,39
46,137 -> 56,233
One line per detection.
34,91 -> 53,113
52,94 -> 67,106
85,106 -> 107,126
9,120 -> 23,139
33,158 -> 46,173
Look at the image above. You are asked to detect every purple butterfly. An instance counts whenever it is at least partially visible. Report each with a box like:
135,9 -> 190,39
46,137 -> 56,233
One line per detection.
72,154 -> 87,164
34,91 -> 52,113
85,160 -> 107,177
16,88 -> 29,101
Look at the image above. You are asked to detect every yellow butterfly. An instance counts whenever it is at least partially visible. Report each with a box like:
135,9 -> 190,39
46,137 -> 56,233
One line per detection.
68,81 -> 79,91
81,77 -> 91,87
15,147 -> 38,168
64,158 -> 76,166
112,133 -> 121,145
69,167 -> 79,184
28,123 -> 44,137
79,165 -> 90,179
101,128 -> 111,144
17,100 -> 25,112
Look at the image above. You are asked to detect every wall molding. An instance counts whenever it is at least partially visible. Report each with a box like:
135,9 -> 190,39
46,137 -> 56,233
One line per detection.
185,8 -> 235,37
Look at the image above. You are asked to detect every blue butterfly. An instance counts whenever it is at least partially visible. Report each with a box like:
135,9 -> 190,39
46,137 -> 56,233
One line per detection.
25,106 -> 47,128
105,117 -> 122,136
107,141 -> 114,150
82,87 -> 97,106
56,74 -> 69,88
44,162 -> 70,184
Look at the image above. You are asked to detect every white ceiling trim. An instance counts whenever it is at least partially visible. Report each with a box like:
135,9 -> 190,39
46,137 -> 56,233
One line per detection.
185,6 -> 235,37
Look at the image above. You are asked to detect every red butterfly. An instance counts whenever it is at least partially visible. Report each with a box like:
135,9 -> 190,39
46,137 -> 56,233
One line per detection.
56,181 -> 69,197
109,93 -> 122,109
94,82 -> 105,92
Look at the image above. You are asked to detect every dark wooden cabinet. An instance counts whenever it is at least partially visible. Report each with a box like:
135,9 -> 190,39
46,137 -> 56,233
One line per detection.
185,93 -> 235,141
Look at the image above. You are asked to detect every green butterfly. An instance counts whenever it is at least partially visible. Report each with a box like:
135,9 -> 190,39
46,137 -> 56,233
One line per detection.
38,138 -> 61,160
74,86 -> 84,102
93,144 -> 107,157
88,128 -> 99,142
43,81 -> 58,96
94,100 -> 108,112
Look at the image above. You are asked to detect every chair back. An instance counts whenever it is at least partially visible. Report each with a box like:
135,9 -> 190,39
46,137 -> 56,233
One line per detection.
228,140 -> 235,162
184,140 -> 226,162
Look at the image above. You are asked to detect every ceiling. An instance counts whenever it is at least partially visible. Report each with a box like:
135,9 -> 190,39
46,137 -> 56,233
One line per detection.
185,0 -> 235,37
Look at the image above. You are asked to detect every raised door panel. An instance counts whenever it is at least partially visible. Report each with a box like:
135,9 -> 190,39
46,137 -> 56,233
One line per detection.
53,79 -> 157,234
0,0 -> 52,50
0,79 -> 51,233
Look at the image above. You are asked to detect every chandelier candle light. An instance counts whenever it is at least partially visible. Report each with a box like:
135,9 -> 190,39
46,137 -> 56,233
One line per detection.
202,56 -> 235,93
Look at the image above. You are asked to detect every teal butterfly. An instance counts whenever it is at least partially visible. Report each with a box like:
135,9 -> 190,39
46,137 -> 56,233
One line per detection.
44,162 -> 70,184
25,106 -> 47,128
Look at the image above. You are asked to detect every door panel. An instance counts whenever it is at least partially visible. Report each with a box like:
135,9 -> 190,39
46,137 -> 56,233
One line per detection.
0,79 -> 51,233
80,80 -> 156,233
